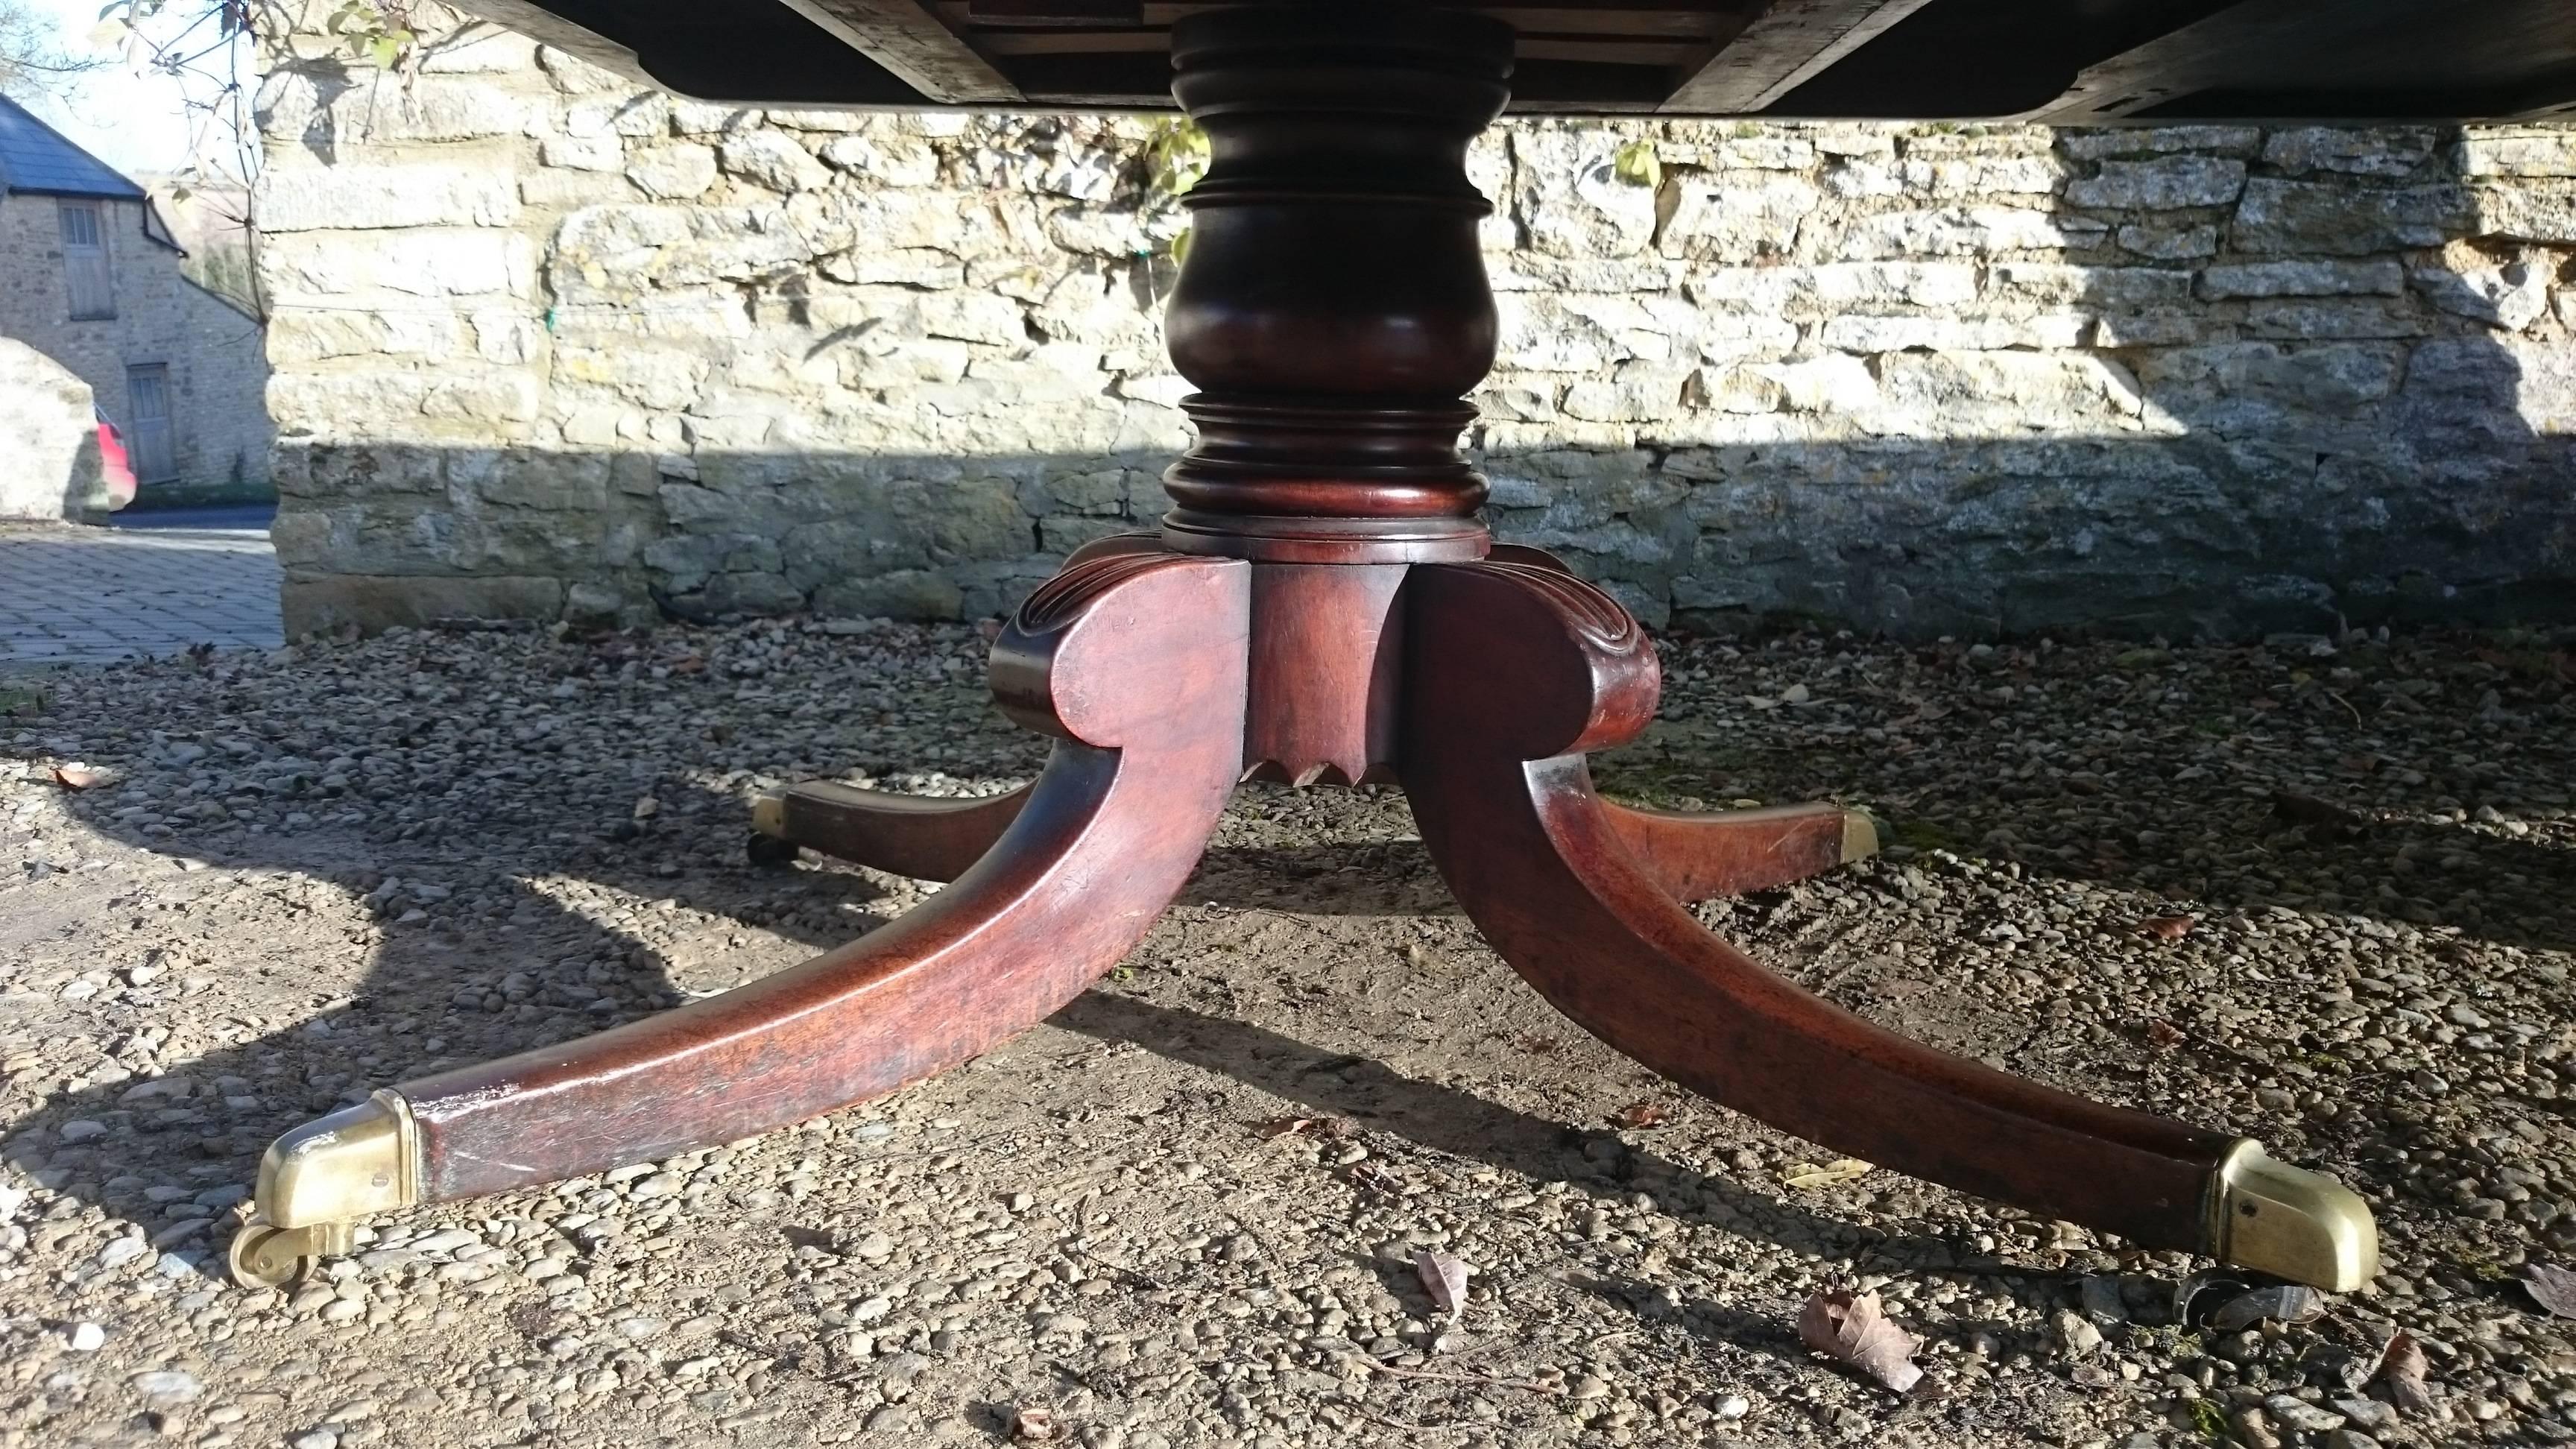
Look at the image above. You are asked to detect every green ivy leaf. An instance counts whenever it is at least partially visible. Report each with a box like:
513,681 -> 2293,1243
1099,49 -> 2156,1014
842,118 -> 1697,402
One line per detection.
1611,138 -> 1661,189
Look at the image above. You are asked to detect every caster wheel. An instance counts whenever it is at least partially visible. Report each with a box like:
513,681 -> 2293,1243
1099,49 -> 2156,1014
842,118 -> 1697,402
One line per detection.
227,1220 -> 309,1289
747,831 -> 800,867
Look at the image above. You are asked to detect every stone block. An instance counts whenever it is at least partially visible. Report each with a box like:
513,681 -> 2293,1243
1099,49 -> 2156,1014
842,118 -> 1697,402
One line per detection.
540,133 -> 623,172
692,570 -> 802,616
262,73 -> 534,146
2231,179 -> 2468,254
2059,127 -> 2261,160
2197,260 -> 2405,299
2238,301 -> 2424,341
2411,250 -> 2552,331
1656,174 -> 1820,261
820,247 -> 965,289
2065,157 -> 2245,209
818,133 -> 941,186
1896,156 -> 2063,196
2264,127 -> 2438,178
720,132 -> 835,193
2467,180 -> 2576,242
266,309 -> 464,363
1990,263 -> 2192,306
1873,351 -> 2150,435
260,230 -> 538,301
2134,343 -> 2405,414
2116,222 -> 2219,259
1819,312 -> 2089,352
622,145 -> 719,201
2455,130 -> 2576,178
259,161 -> 520,231
1839,206 -> 2108,258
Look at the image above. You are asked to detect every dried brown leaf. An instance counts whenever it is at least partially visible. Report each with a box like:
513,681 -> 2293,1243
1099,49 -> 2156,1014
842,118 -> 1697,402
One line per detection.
1614,1101 -> 1670,1129
1009,1406 -> 1058,1442
1798,1289 -> 1922,1394
51,765 -> 104,790
2376,1330 -> 2433,1413
2522,1263 -> 2576,1318
2140,915 -> 2195,941
1782,1158 -> 1873,1190
2144,1019 -> 2185,1049
1414,1250 -> 1470,1316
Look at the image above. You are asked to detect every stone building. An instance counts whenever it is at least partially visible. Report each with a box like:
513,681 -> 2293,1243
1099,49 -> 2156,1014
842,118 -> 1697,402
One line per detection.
257,7 -> 2576,640
0,95 -> 273,502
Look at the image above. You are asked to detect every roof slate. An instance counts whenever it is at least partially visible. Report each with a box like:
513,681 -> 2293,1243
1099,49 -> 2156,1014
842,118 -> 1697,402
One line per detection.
0,94 -> 145,200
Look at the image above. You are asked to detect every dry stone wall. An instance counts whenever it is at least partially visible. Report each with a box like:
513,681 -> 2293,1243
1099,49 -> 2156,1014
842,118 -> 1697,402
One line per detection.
258,9 -> 2576,638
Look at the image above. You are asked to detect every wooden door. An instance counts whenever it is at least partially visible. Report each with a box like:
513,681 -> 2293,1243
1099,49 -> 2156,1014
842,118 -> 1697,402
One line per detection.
57,201 -> 113,321
124,364 -> 177,483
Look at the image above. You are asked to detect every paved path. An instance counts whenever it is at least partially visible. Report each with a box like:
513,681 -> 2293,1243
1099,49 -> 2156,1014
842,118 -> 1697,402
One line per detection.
0,512 -> 283,668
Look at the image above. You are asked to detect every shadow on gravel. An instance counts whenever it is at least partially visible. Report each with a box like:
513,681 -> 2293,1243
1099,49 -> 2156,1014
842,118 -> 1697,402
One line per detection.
10,607 -> 2572,1287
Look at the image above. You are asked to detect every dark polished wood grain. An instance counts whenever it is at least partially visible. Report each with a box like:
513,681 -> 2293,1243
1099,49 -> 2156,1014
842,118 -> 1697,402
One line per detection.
400,553 -> 1251,1200
1244,563 -> 1409,784
1401,559 -> 2239,1253
1156,7 -> 1510,562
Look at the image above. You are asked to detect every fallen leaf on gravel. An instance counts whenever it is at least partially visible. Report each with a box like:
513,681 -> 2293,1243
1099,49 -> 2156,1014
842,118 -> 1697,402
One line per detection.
1345,1162 -> 1402,1195
2139,915 -> 2195,941
2144,1019 -> 2185,1048
1614,1101 -> 1670,1128
1257,1116 -> 1347,1140
1782,1158 -> 1873,1189
1414,1250 -> 1470,1316
1010,1406 -> 1058,1442
2376,1330 -> 2434,1412
1798,1289 -> 1922,1393
2519,1263 -> 2576,1317
2209,1285 -> 2325,1331
51,765 -> 104,790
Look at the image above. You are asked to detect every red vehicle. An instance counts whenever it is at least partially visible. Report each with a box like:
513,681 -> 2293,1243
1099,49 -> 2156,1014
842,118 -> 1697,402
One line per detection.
94,406 -> 136,511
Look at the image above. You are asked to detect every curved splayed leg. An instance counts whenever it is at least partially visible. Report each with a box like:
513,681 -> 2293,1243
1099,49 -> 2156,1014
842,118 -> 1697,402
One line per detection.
751,780 -> 1032,881
1603,800 -> 1878,903
235,554 -> 1250,1284
1400,560 -> 2375,1290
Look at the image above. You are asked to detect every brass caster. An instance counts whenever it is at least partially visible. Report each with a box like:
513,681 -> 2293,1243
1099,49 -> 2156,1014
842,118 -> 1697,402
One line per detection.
231,1091 -> 423,1289
747,795 -> 799,866
1838,808 -> 1880,864
227,1216 -> 353,1289
2207,1139 -> 2379,1292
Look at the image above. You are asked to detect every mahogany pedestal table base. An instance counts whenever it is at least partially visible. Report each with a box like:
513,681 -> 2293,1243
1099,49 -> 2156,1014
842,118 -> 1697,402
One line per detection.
225,2 -> 2376,1298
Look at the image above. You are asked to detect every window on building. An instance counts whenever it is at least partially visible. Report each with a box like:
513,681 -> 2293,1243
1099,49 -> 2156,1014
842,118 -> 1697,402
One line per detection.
124,364 -> 177,484
58,200 -> 114,321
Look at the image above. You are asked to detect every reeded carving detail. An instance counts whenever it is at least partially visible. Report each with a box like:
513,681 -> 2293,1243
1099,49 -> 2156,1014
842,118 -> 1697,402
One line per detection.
1012,553 -> 1178,635
1475,561 -> 1644,654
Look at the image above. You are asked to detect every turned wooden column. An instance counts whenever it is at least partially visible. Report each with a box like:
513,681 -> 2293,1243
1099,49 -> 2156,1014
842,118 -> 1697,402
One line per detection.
1158,4 -> 1512,566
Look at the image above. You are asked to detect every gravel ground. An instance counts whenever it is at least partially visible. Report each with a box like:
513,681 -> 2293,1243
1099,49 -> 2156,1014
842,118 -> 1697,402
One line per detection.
1,615 -> 2573,1449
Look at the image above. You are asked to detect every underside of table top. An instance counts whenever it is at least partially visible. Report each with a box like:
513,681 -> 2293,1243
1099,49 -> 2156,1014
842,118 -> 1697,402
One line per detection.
458,0 -> 2576,124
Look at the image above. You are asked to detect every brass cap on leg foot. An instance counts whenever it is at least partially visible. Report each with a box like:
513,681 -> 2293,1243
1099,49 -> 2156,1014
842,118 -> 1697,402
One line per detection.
2207,1139 -> 2378,1292
1840,809 -> 1880,864
227,1092 -> 421,1289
